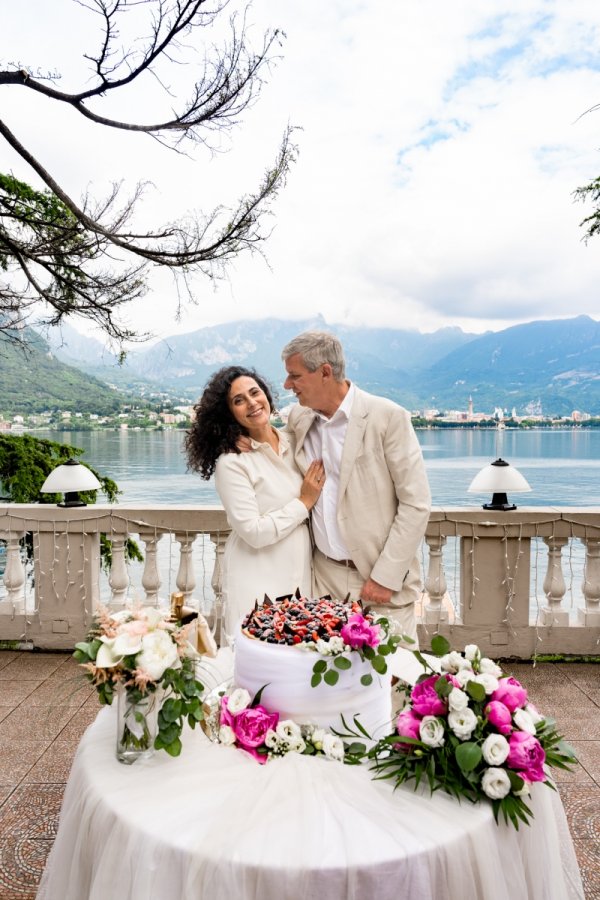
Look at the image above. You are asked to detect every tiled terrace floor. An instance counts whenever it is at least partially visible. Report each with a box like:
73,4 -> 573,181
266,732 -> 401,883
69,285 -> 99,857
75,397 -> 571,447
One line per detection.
0,650 -> 597,899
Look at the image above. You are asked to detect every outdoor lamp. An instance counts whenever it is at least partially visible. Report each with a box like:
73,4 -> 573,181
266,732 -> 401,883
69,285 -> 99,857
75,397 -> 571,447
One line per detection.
467,457 -> 532,511
40,459 -> 101,507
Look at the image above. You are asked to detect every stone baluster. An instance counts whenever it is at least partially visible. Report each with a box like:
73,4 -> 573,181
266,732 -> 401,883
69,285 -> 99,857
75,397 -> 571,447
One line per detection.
578,538 -> 600,626
1,532 -> 26,611
175,532 -> 197,604
139,530 -> 163,605
209,531 -> 228,645
108,534 -> 129,610
541,536 -> 569,626
423,534 -> 449,624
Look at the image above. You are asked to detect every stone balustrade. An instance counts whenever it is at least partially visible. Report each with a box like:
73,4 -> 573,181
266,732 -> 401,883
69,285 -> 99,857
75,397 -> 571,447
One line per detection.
1,504 -> 599,657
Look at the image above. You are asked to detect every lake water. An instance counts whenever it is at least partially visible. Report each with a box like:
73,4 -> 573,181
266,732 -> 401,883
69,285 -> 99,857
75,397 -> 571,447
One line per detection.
42,427 -> 600,507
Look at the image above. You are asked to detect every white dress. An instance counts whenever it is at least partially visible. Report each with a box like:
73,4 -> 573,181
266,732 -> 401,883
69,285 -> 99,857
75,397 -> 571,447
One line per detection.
214,430 -> 311,636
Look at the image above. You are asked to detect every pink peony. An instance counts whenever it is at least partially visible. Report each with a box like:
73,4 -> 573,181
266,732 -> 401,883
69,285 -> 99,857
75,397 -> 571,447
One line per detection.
225,704 -> 279,764
490,676 -> 528,712
485,700 -> 513,735
506,731 -> 546,782
410,675 -> 448,717
396,707 -> 422,741
340,614 -> 381,649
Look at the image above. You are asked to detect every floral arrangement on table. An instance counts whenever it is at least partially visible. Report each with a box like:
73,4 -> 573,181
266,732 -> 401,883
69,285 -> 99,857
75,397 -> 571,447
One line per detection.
352,635 -> 576,829
310,609 -> 404,688
74,605 -> 205,760
212,685 -> 345,764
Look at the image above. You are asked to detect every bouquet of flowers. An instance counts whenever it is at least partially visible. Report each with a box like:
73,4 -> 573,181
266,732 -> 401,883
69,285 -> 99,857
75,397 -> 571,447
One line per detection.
215,686 -> 345,764
310,608 -> 404,688
366,636 -> 576,828
74,605 -> 205,759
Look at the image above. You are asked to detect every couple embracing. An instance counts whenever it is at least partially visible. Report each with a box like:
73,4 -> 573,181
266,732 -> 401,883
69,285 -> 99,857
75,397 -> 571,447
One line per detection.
185,331 -> 431,656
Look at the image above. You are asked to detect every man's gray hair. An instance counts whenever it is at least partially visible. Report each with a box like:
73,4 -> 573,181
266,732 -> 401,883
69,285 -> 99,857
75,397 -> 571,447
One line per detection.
281,331 -> 346,381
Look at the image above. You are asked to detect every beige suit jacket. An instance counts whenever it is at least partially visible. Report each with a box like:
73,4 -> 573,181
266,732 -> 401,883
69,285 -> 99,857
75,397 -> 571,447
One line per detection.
287,386 -> 431,606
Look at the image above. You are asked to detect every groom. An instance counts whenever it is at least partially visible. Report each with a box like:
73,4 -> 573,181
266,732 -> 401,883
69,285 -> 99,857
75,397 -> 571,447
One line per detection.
282,330 -> 431,647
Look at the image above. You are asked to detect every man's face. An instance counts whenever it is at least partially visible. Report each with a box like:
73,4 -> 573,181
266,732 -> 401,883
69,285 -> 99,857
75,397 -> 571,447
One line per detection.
283,353 -> 328,410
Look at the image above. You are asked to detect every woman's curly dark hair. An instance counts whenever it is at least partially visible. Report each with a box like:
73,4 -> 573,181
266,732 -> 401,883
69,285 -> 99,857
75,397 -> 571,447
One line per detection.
184,366 -> 276,479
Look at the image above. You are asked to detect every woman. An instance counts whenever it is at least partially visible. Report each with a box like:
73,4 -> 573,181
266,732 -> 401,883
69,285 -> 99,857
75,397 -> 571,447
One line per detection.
185,366 -> 325,639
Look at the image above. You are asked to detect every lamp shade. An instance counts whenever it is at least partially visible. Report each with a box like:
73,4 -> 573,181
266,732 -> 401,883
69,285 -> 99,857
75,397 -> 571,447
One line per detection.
40,459 -> 101,507
468,457 -> 531,511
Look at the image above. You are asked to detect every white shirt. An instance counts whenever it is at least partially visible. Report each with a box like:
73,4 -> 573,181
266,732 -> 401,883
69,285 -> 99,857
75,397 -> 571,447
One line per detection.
304,383 -> 355,559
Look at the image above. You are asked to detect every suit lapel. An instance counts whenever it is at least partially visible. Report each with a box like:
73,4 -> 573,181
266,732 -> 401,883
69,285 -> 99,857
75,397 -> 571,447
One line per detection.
291,408 -> 317,472
338,390 -> 368,501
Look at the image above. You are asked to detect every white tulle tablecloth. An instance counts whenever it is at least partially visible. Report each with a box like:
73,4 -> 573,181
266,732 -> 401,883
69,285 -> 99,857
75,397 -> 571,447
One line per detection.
37,651 -> 584,900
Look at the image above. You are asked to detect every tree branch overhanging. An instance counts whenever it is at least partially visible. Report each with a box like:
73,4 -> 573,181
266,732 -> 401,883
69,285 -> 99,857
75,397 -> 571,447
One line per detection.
0,0 -> 295,349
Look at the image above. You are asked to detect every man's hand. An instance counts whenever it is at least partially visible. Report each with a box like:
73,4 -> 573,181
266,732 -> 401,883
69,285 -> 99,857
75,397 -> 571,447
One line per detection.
360,577 -> 394,605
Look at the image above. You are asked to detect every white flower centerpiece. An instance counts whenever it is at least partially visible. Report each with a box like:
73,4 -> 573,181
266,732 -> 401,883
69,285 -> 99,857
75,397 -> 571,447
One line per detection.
74,605 -> 205,763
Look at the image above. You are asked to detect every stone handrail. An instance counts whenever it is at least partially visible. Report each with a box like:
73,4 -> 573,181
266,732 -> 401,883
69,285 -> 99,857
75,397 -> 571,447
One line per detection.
1,504 -> 599,657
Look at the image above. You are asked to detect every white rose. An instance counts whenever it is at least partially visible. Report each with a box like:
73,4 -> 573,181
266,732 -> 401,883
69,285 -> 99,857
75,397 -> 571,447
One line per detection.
479,657 -> 503,678
482,733 -> 510,766
513,708 -> 537,735
227,688 -> 252,713
419,716 -> 445,748
218,724 -> 236,745
481,767 -> 511,800
471,673 -> 499,695
448,687 -> 469,712
321,733 -> 344,761
464,644 -> 480,662
525,703 -> 544,725
136,629 -> 179,681
448,707 -> 478,740
309,728 -> 327,750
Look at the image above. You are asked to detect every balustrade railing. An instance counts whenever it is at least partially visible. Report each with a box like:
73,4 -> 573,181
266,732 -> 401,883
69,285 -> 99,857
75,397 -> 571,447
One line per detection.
1,504 -> 599,656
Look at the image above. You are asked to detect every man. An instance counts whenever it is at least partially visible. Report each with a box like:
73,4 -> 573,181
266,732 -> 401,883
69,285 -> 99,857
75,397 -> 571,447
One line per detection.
282,331 -> 431,648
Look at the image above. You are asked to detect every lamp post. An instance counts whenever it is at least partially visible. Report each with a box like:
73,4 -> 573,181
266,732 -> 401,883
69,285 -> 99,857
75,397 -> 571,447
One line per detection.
467,457 -> 532,510
40,459 -> 101,507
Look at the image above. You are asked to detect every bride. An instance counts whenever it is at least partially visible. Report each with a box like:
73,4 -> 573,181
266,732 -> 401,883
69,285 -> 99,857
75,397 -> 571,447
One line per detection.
185,366 -> 325,638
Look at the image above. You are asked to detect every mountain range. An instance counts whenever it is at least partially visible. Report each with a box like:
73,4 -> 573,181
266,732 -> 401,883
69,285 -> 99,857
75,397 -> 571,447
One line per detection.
6,314 -> 600,417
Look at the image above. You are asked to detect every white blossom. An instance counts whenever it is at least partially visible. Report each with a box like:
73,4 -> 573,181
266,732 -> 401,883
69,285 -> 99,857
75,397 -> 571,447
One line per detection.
481,767 -> 511,800
136,629 -> 179,681
419,716 -> 446,748
265,729 -> 280,749
455,668 -> 476,689
448,707 -> 478,740
525,703 -> 544,725
479,657 -> 503,678
471,673 -> 499,695
448,687 -> 469,712
513,708 -> 537,735
464,644 -> 480,662
276,720 -> 305,751
322,733 -> 344,761
482,733 -> 510,766
227,688 -> 252,713
218,724 -> 236,746
440,651 -> 471,673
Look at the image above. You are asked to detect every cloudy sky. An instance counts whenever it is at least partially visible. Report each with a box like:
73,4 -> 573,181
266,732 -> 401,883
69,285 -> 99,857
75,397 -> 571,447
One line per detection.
3,0 -> 600,345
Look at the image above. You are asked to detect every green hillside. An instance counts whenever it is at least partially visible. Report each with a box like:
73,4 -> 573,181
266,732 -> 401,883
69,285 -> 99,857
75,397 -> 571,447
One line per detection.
0,330 -> 123,416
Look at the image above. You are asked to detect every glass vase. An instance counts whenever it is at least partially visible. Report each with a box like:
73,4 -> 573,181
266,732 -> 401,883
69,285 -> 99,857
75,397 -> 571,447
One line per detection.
116,687 -> 160,765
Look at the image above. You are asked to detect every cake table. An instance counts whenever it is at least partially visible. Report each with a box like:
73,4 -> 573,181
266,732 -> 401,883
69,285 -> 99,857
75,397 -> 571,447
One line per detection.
36,650 -> 584,900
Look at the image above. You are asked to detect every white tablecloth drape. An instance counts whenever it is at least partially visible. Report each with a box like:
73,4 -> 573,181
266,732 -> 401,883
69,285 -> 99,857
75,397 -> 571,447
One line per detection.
37,652 -> 584,900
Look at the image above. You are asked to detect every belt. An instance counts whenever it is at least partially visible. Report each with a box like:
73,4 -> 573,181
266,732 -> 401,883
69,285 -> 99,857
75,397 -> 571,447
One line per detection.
319,550 -> 357,570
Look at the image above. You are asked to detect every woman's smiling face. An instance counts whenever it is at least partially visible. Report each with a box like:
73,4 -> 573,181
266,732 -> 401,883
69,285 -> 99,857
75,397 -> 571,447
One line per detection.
228,376 -> 271,432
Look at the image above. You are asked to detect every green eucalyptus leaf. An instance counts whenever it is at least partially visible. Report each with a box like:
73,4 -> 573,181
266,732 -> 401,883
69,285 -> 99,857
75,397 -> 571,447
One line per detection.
324,669 -> 339,686
455,742 -> 482,772
334,655 -> 351,670
430,635 -> 451,657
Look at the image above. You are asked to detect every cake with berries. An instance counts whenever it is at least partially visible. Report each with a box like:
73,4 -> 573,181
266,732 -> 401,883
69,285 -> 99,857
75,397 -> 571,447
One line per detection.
233,595 -> 392,735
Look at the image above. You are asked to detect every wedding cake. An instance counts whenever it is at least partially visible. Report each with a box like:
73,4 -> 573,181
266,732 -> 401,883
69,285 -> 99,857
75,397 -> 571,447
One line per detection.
233,595 -> 392,736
